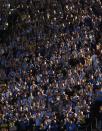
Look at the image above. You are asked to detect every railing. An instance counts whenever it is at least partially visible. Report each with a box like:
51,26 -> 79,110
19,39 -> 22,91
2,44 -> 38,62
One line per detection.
76,117 -> 102,131
0,117 -> 102,131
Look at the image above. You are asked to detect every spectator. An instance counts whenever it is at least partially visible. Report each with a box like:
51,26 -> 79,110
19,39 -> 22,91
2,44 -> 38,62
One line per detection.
0,0 -> 101,130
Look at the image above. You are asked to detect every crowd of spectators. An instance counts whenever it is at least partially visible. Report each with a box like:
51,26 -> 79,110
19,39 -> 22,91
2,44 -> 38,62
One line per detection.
0,0 -> 102,131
